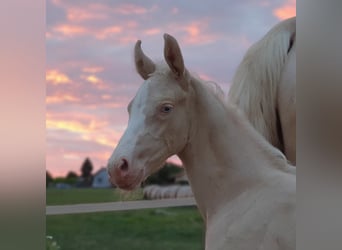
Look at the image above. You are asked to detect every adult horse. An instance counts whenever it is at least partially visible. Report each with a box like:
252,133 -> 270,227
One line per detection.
228,17 -> 296,164
107,33 -> 295,249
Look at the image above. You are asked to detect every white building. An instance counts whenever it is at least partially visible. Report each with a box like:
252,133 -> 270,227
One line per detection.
92,167 -> 112,188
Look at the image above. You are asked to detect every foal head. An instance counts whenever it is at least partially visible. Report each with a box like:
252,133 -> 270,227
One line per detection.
107,34 -> 193,190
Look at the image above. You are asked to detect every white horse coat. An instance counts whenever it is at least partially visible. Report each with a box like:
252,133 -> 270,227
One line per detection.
108,30 -> 296,250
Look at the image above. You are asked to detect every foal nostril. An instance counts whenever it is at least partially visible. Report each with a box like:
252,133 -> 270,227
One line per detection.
119,158 -> 129,172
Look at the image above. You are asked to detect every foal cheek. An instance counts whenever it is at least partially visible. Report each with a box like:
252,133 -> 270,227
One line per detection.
164,128 -> 188,154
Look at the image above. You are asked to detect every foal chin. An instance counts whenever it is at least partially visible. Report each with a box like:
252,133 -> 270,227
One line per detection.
107,129 -> 175,190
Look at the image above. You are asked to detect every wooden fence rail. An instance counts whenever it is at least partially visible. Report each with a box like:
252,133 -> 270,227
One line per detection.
46,197 -> 197,215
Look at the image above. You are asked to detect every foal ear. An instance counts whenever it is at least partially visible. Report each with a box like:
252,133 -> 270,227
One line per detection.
134,40 -> 155,80
163,33 -> 185,78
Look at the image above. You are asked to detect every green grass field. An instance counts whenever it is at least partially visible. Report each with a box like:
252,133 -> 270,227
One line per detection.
46,188 -> 205,250
46,188 -> 144,205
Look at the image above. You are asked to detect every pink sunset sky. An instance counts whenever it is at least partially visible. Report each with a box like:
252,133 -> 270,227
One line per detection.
46,0 -> 296,177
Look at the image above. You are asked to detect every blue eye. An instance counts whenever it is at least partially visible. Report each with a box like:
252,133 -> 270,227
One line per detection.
161,104 -> 173,114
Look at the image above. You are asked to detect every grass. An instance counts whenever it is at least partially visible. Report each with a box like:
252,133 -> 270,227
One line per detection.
46,188 -> 205,249
46,188 -> 143,205
47,207 -> 204,250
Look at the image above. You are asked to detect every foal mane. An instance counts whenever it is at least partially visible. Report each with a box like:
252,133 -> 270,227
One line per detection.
191,72 -> 294,174
227,17 -> 296,150
191,73 -> 226,103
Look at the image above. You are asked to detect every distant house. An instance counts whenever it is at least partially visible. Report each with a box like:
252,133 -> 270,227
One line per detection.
76,176 -> 93,188
92,167 -> 112,188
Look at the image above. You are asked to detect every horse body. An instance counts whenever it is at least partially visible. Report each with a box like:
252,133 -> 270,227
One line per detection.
228,17 -> 296,164
178,79 -> 295,250
107,29 -> 295,249
206,180 -> 295,250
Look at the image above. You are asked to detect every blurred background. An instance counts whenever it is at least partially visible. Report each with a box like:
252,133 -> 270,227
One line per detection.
46,0 -> 295,177
45,0 -> 295,249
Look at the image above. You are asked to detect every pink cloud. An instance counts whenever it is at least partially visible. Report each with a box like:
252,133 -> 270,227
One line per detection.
46,94 -> 80,104
144,28 -> 161,36
47,2 -> 158,43
80,74 -> 110,90
46,112 -> 110,135
117,35 -> 139,45
273,0 -> 296,20
53,24 -> 88,37
46,69 -> 71,85
169,20 -> 219,45
83,74 -> 101,84
82,66 -> 104,73
95,25 -> 123,39
46,109 -> 125,176
101,94 -> 112,100
81,132 -> 118,148
113,4 -> 149,15
48,22 -> 137,43
67,7 -> 109,22
126,20 -> 139,29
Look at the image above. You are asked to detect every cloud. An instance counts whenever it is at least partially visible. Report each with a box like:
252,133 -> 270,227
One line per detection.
66,6 -> 109,22
46,94 -> 80,104
81,133 -> 117,148
144,28 -> 161,36
46,109 -> 124,176
95,25 -> 123,39
46,111 -> 122,150
82,66 -> 104,73
47,110 -> 106,127
83,75 -> 100,84
112,3 -> 150,15
46,118 -> 104,134
163,18 -> 221,46
53,24 -> 88,37
46,110 -> 125,137
182,21 -> 219,45
273,0 -> 296,20
46,69 -> 72,85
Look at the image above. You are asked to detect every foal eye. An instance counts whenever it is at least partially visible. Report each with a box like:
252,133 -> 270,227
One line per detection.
160,104 -> 174,114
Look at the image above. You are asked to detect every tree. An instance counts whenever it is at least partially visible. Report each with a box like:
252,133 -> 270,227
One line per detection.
65,171 -> 78,185
66,171 -> 78,179
46,171 -> 53,187
78,157 -> 94,187
144,162 -> 183,185
81,157 -> 93,178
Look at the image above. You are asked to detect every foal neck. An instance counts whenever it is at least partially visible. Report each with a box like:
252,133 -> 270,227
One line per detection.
178,77 -> 288,219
